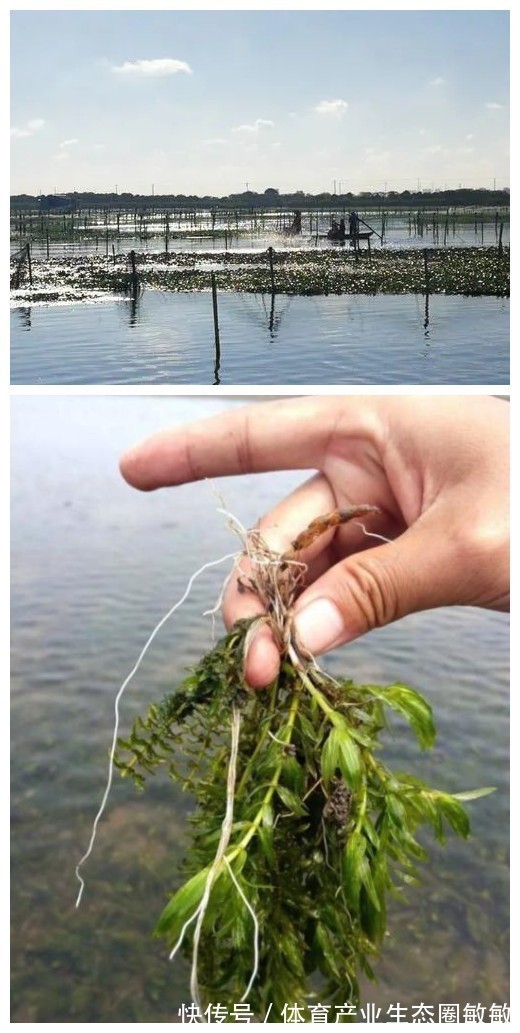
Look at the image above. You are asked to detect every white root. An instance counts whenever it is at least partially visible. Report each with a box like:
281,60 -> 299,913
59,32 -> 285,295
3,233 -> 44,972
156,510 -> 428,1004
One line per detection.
76,503 -> 381,1017
354,520 -> 393,545
188,704 -> 242,1012
74,549 -> 240,908
224,856 -> 260,1003
167,695 -> 260,1021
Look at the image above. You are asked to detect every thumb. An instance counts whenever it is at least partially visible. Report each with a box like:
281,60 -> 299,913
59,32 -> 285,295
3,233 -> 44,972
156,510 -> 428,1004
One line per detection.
292,522 -> 460,655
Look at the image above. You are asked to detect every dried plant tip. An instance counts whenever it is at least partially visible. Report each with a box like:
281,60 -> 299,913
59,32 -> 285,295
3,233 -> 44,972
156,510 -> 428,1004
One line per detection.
288,505 -> 381,555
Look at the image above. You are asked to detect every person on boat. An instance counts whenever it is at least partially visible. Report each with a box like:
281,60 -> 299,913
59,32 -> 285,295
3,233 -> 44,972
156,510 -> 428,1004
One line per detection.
330,218 -> 339,236
339,217 -> 346,238
349,210 -> 360,237
292,210 -> 302,234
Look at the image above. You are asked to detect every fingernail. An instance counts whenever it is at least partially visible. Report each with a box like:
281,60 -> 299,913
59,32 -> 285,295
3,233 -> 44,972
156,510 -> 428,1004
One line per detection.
294,598 -> 346,654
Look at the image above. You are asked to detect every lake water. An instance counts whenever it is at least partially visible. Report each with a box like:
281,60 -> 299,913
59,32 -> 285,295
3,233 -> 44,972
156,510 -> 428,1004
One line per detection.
12,212 -> 509,259
10,291 -> 509,385
11,396 -> 509,1022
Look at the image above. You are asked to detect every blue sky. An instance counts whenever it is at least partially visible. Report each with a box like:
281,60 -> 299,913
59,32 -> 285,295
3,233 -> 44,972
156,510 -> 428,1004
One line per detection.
10,10 -> 509,195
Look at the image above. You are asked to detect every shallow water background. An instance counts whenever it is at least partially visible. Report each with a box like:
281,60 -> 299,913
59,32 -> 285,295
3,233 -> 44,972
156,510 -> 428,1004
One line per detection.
11,397 -> 509,1022
10,291 -> 509,385
11,211 -> 510,259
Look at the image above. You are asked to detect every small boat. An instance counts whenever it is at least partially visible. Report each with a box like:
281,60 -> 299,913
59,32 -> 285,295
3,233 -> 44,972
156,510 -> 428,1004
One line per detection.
323,229 -> 374,242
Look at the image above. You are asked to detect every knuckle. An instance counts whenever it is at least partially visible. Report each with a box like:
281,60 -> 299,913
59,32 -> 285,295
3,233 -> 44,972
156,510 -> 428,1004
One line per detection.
451,518 -> 508,567
231,410 -> 254,475
337,552 -> 401,632
451,520 -> 509,604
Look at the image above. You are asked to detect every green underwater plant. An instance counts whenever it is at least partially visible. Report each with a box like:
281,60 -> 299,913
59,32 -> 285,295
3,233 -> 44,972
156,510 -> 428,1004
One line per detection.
112,508 -> 494,1021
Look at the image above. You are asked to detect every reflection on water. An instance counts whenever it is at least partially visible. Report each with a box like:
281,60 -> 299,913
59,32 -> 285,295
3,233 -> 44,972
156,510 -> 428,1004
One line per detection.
15,306 -> 32,331
424,292 -> 430,338
11,397 -> 509,1022
126,290 -> 141,329
10,291 -> 509,385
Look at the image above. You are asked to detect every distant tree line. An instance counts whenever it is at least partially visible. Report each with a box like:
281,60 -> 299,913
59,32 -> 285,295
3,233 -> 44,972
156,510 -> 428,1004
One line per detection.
11,186 -> 510,212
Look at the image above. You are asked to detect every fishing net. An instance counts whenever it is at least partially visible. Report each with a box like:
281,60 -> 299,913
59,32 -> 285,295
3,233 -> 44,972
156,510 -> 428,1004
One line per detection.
10,244 -> 29,289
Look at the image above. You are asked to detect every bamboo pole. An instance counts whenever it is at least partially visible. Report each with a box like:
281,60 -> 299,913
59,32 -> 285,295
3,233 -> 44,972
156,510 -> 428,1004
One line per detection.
26,242 -> 33,286
129,250 -> 139,294
423,248 -> 430,294
211,272 -> 221,380
268,247 -> 275,294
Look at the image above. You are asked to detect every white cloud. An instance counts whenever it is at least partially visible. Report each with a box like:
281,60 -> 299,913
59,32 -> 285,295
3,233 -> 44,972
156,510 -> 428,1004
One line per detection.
233,118 -> 274,134
202,137 -> 226,146
53,152 -> 70,162
60,138 -> 79,149
421,144 -> 445,155
112,58 -> 192,77
313,99 -> 348,116
485,101 -> 503,109
466,133 -> 475,141
11,118 -> 45,139
429,76 -> 446,86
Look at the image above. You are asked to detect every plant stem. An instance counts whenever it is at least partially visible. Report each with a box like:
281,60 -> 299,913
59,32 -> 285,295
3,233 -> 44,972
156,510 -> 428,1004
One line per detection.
228,686 -> 302,862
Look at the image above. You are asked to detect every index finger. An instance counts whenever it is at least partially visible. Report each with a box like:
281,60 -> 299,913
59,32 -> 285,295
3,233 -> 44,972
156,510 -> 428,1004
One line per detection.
119,397 -> 362,491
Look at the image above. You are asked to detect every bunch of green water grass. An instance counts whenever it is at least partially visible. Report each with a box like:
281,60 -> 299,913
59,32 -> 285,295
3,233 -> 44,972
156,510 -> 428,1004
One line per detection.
113,508 -> 493,1021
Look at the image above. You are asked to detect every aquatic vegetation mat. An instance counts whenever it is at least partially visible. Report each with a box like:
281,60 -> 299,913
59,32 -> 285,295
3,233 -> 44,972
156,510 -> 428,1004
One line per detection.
11,246 -> 509,303
77,509 -> 494,1022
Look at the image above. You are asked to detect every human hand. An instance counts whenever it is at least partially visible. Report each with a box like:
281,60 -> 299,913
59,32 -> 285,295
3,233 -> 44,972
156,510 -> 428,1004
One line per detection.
120,396 -> 509,688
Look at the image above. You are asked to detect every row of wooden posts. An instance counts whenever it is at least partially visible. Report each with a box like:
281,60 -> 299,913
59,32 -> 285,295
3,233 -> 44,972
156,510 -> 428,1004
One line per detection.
13,206 -> 507,250
10,240 -> 506,305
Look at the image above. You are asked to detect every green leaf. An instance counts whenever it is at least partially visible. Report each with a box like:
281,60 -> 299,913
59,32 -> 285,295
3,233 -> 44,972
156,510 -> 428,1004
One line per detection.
276,785 -> 308,816
437,794 -> 471,839
315,921 -> 341,980
281,755 -> 305,793
373,682 -> 436,749
360,858 -> 381,912
154,867 -> 209,938
386,793 -> 407,827
337,733 -> 362,789
257,825 -> 275,866
321,728 -> 339,785
363,816 -> 380,850
322,725 -> 362,789
342,831 -> 366,913
452,787 -> 496,801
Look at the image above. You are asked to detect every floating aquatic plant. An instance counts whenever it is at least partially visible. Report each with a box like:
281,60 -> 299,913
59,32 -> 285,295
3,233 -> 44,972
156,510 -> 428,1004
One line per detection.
11,247 -> 510,304
104,507 -> 494,1021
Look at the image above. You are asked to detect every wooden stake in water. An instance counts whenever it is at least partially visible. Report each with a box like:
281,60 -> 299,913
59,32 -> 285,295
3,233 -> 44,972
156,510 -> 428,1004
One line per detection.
211,272 -> 221,383
129,249 -> 139,294
26,242 -> 33,286
423,248 -> 430,295
268,246 -> 275,294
